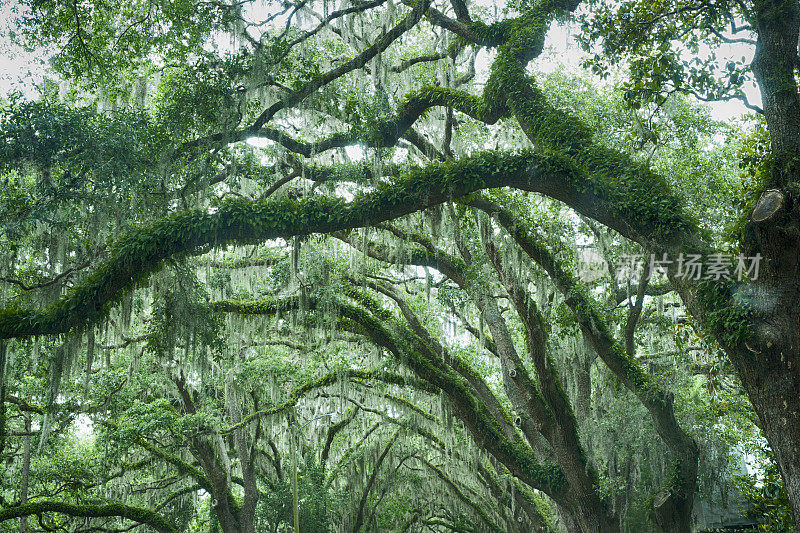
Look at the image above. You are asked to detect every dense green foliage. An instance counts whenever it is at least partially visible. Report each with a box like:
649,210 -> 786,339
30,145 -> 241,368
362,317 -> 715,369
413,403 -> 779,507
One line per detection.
1,0 -> 798,530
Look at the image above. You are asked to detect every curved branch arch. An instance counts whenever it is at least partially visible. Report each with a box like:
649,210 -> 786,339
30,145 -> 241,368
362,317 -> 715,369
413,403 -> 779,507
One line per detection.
0,501 -> 178,533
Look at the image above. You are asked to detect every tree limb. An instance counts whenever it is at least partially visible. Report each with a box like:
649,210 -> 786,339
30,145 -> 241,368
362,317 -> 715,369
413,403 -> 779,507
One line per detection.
0,501 -> 177,533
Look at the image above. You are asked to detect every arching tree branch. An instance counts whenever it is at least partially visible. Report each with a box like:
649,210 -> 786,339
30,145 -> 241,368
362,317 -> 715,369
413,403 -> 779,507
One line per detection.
0,501 -> 178,533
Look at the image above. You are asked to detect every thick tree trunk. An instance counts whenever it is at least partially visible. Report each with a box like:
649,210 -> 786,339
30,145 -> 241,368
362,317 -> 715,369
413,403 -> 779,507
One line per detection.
714,0 -> 800,524
560,494 -> 618,533
731,195 -> 800,527
478,230 -> 619,533
743,346 -> 800,530
201,454 -> 245,533
751,0 -> 800,188
735,126 -> 800,526
228,391 -> 258,533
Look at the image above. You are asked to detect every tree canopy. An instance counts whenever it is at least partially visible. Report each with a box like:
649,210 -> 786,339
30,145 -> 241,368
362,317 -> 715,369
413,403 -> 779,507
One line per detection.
1,0 -> 800,531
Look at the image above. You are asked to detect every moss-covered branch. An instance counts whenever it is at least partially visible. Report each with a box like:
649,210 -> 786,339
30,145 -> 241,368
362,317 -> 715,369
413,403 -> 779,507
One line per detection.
321,407 -> 359,469
4,395 -> 44,415
215,294 -> 568,500
130,436 -> 214,494
0,151 -> 566,340
156,484 -> 203,511
325,422 -> 381,488
476,5 -> 758,399
346,275 -> 524,447
0,501 -> 178,533
213,363 -> 437,434
470,195 -> 699,529
419,457 -> 506,533
1,136 -> 711,342
178,0 -> 431,153
480,228 -> 614,529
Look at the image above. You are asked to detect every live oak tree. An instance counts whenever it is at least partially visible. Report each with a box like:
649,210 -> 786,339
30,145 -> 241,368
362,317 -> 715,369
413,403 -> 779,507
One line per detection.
0,0 -> 799,530
1,261 -> 558,532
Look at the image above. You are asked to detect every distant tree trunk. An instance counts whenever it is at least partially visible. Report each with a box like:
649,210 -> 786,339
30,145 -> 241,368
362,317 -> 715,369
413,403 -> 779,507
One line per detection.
0,342 -> 6,458
175,376 -> 248,533
20,414 -> 30,533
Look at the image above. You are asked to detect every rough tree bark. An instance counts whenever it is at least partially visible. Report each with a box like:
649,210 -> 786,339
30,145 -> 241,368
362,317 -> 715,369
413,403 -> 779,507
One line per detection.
728,0 -> 800,526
